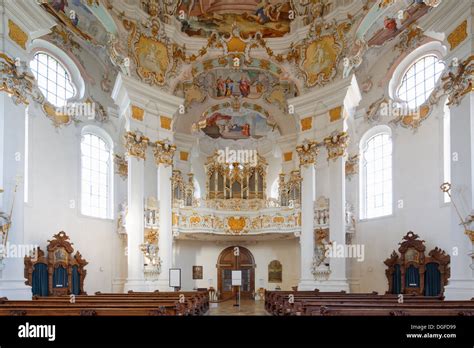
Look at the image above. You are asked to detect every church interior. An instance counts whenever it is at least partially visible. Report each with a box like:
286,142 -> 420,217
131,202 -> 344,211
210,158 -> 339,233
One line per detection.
0,0 -> 474,324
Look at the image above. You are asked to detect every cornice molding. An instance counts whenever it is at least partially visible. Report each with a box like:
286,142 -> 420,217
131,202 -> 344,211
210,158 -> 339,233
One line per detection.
4,0 -> 56,42
288,75 -> 361,118
111,73 -> 184,117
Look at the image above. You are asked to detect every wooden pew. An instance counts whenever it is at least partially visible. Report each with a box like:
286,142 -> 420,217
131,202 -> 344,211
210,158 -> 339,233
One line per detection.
264,290 -> 474,316
0,291 -> 209,316
265,291 -> 446,315
306,303 -> 474,316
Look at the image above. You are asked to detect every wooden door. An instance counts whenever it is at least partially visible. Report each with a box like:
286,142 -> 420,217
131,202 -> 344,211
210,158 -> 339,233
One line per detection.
217,246 -> 255,299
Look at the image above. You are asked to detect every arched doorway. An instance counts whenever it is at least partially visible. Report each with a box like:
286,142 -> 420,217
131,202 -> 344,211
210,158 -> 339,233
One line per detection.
217,246 -> 255,299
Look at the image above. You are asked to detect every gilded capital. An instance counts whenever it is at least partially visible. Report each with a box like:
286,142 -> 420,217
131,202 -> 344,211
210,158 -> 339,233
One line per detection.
124,131 -> 149,160
324,131 -> 349,161
153,140 -> 176,166
296,140 -> 319,166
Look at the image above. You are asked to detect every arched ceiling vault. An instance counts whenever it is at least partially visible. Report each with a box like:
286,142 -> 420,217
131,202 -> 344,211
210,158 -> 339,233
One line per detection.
35,0 -> 444,135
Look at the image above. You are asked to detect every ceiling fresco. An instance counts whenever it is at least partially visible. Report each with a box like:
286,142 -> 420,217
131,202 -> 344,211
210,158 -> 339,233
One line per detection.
175,0 -> 293,38
44,0 -> 112,46
33,0 -> 445,133
201,107 -> 276,140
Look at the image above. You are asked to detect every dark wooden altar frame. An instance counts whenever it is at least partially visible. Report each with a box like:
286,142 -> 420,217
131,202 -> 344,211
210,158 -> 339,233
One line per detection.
24,231 -> 88,296
384,231 -> 450,296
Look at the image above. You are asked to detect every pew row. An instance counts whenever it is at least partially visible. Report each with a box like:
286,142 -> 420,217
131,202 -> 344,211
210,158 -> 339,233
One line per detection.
0,291 -> 209,316
265,290 -> 474,316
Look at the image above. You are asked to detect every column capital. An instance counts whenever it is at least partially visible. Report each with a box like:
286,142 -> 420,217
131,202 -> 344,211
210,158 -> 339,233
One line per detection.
124,131 -> 149,160
324,131 -> 349,161
153,140 -> 176,166
296,140 -> 319,167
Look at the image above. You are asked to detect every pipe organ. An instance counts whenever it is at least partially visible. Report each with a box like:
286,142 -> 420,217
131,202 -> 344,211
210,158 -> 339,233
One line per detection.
205,152 -> 267,200
278,170 -> 302,207
172,171 -> 195,207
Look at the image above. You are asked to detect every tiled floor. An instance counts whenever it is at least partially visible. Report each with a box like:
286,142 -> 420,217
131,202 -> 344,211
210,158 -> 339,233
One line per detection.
208,299 -> 269,316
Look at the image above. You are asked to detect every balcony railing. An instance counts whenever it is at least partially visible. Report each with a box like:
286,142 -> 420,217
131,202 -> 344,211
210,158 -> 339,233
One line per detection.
172,203 -> 301,236
117,197 -> 355,240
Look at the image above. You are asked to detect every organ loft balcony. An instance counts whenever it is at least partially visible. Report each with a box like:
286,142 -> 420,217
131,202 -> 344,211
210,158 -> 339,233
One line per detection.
167,152 -> 356,242
171,152 -> 302,241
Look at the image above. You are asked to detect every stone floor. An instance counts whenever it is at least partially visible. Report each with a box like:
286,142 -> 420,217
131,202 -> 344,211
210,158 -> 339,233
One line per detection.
208,299 -> 269,316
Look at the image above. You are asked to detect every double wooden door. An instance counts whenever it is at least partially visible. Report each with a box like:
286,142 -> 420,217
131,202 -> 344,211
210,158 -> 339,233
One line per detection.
217,246 -> 255,299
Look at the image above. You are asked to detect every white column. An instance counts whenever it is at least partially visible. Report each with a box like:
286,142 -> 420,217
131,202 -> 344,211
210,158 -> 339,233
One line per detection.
156,163 -> 173,290
298,163 -> 316,290
0,93 -> 31,300
327,149 -> 350,291
123,153 -> 146,291
438,5 -> 474,298
112,73 -> 183,292
0,0 -> 54,299
444,92 -> 474,299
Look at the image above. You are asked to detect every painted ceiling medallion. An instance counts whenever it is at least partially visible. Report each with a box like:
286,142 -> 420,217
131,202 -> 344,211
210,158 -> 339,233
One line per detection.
123,18 -> 175,87
299,20 -> 352,87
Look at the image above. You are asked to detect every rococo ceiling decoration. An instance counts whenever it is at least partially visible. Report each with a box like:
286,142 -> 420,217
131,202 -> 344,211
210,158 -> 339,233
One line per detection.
298,19 -> 353,87
123,18 -> 177,87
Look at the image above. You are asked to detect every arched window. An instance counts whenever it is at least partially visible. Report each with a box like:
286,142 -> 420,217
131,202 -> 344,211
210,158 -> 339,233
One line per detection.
360,127 -> 393,219
30,52 -> 75,107
81,128 -> 113,219
397,55 -> 444,109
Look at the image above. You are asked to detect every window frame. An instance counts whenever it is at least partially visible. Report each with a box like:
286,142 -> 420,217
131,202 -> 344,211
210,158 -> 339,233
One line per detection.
396,54 -> 445,110
79,126 -> 114,220
388,42 -> 446,107
28,40 -> 85,102
30,51 -> 76,108
359,125 -> 394,221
